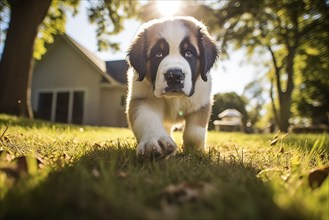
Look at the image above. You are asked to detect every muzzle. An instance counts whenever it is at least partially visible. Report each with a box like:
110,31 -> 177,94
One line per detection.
164,68 -> 185,93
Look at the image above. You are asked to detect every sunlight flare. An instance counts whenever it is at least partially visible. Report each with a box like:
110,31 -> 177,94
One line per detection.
156,0 -> 182,17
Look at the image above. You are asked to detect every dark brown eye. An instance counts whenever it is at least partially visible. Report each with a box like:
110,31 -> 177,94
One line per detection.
155,51 -> 163,58
185,50 -> 193,58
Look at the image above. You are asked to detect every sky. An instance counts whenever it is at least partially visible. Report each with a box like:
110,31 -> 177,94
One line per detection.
65,1 -> 259,95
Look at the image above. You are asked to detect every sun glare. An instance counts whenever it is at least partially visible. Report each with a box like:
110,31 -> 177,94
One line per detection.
156,0 -> 182,17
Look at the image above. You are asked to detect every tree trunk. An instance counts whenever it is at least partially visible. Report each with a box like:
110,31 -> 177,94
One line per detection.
269,78 -> 279,128
278,93 -> 292,132
277,48 -> 296,133
0,0 -> 51,118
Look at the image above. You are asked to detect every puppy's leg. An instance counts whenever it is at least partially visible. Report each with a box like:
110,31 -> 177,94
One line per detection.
183,104 -> 211,153
128,98 -> 177,158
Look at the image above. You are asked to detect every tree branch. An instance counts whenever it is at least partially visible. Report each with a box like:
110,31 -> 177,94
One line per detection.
270,78 -> 279,126
298,18 -> 324,40
266,44 -> 283,99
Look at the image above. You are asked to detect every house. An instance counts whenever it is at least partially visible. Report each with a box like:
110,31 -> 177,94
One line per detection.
31,34 -> 129,127
213,109 -> 243,132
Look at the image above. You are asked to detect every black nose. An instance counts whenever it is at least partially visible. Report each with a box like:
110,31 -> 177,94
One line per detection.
164,69 -> 185,85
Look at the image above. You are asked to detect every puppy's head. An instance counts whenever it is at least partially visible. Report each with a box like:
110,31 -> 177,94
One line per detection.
127,16 -> 218,98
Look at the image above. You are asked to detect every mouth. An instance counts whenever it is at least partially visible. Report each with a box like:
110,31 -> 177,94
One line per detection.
164,83 -> 184,93
161,84 -> 187,97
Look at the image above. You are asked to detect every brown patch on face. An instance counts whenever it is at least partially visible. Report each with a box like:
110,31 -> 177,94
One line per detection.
181,18 -> 218,82
141,24 -> 168,84
145,38 -> 167,83
145,24 -> 164,54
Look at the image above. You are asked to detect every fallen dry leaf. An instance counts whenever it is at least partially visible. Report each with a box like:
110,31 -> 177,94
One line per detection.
15,156 -> 29,174
269,132 -> 289,146
0,167 -> 20,179
158,182 -> 217,219
0,149 -> 14,162
308,166 -> 329,189
278,146 -> 285,153
16,156 -> 43,175
0,155 -> 44,180
0,125 -> 9,140
93,143 -> 102,149
117,170 -> 128,178
162,182 -> 217,205
270,138 -> 279,146
91,168 -> 100,178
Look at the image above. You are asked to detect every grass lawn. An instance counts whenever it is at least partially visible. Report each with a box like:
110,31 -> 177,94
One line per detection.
0,114 -> 328,220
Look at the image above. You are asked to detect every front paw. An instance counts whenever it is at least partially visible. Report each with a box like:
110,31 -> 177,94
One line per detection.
136,137 -> 177,159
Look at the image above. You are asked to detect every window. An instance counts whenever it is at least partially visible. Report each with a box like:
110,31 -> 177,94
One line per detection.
72,91 -> 84,124
37,92 -> 53,120
55,92 -> 69,123
37,90 -> 84,124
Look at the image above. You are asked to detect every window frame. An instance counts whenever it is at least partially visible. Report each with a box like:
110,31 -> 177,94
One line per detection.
36,88 -> 86,124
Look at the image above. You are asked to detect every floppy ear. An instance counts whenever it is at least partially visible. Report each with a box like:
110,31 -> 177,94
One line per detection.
199,29 -> 218,82
127,30 -> 147,81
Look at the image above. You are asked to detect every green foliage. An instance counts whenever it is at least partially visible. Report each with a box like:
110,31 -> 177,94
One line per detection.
86,0 -> 137,51
0,0 -> 9,23
293,62 -> 329,124
34,0 -> 79,60
292,23 -> 329,124
209,92 -> 248,130
31,0 -> 138,60
0,115 -> 328,219
243,79 -> 267,125
202,0 -> 329,130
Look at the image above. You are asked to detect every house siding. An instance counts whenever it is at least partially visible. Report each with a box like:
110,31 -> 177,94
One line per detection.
32,37 -> 101,125
99,87 -> 127,127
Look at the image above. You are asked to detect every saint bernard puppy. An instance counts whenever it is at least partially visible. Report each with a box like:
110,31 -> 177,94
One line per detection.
126,16 -> 218,158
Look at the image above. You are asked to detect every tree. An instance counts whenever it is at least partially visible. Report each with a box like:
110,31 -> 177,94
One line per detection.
209,92 -> 248,130
0,0 -> 52,118
0,0 -> 137,118
293,34 -> 329,124
243,79 -> 266,126
205,0 -> 329,132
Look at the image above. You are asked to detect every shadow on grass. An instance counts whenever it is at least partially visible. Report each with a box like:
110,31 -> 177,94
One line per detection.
0,145 -> 305,220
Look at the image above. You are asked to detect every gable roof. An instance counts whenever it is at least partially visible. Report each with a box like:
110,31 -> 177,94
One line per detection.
60,34 -> 127,86
218,109 -> 242,118
65,34 -> 107,73
105,60 -> 129,84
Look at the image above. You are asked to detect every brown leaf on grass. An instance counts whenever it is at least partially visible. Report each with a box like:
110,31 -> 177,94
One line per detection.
0,155 -> 43,180
0,125 -> 9,140
162,182 -> 217,205
0,167 -> 20,179
269,131 -> 280,146
91,168 -> 100,178
308,166 -> 329,189
269,132 -> 289,146
117,170 -> 128,178
158,182 -> 217,219
270,138 -> 279,146
278,147 -> 285,153
93,143 -> 102,149
16,156 -> 43,174
0,149 -> 14,162
273,130 -> 280,139
0,150 -> 19,178
15,156 -> 29,174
